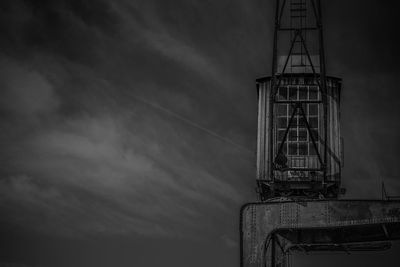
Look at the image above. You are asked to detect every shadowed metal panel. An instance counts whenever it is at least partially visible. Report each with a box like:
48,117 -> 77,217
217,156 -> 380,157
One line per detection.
326,78 -> 341,181
256,81 -> 271,181
240,200 -> 400,267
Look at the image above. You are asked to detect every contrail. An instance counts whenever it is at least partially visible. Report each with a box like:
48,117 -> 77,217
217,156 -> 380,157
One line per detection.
129,94 -> 253,155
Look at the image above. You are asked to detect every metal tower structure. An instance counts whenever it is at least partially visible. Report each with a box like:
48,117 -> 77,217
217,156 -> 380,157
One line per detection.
256,0 -> 343,200
240,1 -> 400,267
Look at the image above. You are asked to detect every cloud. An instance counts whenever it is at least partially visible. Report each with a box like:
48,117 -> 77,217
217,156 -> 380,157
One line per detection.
0,57 -> 59,117
0,109 -> 242,238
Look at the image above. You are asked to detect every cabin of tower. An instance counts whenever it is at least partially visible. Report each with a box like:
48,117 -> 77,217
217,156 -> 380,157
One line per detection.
256,73 -> 342,199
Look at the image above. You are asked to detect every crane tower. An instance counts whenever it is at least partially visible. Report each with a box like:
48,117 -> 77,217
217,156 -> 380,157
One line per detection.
240,1 -> 400,266
256,0 -> 342,200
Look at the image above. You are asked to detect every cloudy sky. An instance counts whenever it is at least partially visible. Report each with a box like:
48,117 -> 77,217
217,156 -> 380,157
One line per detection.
0,0 -> 399,267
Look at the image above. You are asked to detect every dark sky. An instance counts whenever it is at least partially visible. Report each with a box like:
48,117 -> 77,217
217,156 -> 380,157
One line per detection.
0,0 -> 399,267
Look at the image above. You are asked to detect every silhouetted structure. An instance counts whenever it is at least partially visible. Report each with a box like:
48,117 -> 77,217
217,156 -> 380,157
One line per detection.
255,0 -> 343,200
240,1 -> 400,266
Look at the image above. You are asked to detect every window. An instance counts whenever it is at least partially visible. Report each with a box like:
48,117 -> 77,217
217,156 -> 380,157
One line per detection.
309,86 -> 319,100
278,117 -> 288,128
289,86 -> 297,100
278,87 -> 288,100
298,142 -> 308,155
289,130 -> 297,141
298,130 -> 307,141
278,130 -> 286,141
289,143 -> 297,155
309,117 -> 318,128
275,85 -> 321,157
309,104 -> 318,116
299,87 -> 308,100
277,104 -> 287,116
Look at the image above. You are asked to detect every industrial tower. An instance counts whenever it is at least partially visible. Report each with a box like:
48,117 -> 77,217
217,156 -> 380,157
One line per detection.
256,0 -> 342,200
240,1 -> 400,266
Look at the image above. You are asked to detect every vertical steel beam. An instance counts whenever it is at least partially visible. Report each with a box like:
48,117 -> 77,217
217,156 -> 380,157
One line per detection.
269,0 -> 281,186
316,0 -> 328,186
271,234 -> 276,267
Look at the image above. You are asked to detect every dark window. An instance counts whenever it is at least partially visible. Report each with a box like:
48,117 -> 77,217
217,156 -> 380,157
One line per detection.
299,142 -> 308,155
278,130 -> 286,141
289,143 -> 297,155
289,86 -> 297,100
289,105 -> 297,116
310,129 -> 319,141
309,86 -> 318,100
299,87 -> 308,100
298,117 -> 307,127
289,130 -> 297,141
300,104 -> 307,114
309,117 -> 318,128
298,129 -> 308,141
274,85 -> 320,157
277,104 -> 287,116
309,104 -> 318,116
278,87 -> 288,100
309,143 -> 317,155
278,117 -> 287,128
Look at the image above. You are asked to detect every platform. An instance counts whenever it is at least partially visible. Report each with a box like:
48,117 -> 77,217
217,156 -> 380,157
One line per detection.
240,200 -> 400,267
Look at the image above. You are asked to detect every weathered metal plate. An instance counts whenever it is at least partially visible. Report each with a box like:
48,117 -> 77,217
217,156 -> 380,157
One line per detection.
240,200 -> 400,267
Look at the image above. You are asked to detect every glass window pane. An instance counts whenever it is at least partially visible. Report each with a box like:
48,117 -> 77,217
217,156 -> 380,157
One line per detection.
298,117 -> 307,127
290,116 -> 298,128
298,129 -> 307,141
309,117 -> 318,128
289,105 -> 297,116
309,86 -> 318,100
277,104 -> 287,116
299,142 -> 308,155
300,104 -> 307,114
289,86 -> 297,100
278,130 -> 286,141
289,130 -> 297,141
289,143 -> 297,155
310,129 -> 319,141
278,117 -> 287,128
299,87 -> 308,100
278,87 -> 288,100
309,104 -> 318,116
309,143 -> 317,155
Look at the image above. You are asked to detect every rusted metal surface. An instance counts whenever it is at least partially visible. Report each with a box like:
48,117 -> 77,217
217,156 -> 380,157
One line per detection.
240,200 -> 400,267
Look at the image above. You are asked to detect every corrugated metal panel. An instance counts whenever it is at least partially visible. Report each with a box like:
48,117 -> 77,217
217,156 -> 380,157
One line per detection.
256,81 -> 271,181
326,78 -> 341,181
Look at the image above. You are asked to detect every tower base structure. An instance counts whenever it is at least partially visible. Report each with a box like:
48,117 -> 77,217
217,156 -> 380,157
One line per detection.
240,200 -> 400,267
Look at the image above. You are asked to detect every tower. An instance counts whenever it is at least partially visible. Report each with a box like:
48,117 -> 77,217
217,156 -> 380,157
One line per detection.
240,1 -> 400,267
256,0 -> 343,200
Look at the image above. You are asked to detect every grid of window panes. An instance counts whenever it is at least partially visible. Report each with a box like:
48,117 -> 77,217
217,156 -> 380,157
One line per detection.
276,85 -> 320,157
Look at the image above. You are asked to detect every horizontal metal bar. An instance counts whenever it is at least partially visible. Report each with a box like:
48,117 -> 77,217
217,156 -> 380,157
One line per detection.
274,100 -> 322,104
274,167 -> 324,171
279,27 -> 318,31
